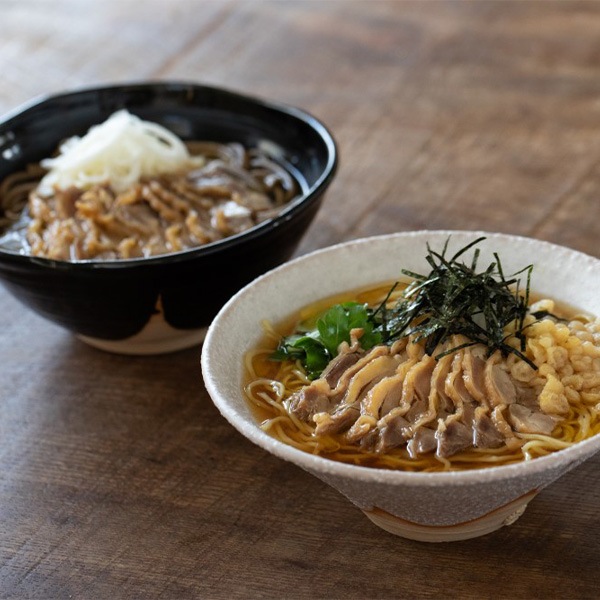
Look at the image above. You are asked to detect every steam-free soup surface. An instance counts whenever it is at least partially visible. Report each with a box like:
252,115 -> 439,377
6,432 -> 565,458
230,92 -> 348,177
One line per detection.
244,253 -> 600,472
0,110 -> 301,260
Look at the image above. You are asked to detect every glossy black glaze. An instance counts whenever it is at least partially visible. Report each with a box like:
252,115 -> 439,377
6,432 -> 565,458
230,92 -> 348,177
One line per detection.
0,82 -> 337,340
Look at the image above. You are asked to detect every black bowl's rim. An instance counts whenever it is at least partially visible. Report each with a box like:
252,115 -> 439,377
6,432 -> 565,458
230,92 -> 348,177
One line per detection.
0,80 -> 338,271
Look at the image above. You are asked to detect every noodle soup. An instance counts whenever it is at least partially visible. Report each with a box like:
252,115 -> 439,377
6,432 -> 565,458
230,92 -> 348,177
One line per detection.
201,231 -> 600,542
0,110 -> 302,260
244,247 -> 600,473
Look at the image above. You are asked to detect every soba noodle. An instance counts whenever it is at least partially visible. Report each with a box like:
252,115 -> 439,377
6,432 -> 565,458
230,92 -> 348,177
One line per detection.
244,283 -> 600,473
0,110 -> 300,260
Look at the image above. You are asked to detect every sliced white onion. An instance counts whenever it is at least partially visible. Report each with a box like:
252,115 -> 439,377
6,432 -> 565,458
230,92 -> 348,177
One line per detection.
38,109 -> 204,194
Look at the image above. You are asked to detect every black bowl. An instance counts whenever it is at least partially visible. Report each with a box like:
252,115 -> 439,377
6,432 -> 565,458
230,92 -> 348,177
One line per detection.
0,82 -> 337,354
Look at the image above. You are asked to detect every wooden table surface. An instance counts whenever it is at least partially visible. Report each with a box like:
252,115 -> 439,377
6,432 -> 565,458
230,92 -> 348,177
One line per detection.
1,1 -> 599,598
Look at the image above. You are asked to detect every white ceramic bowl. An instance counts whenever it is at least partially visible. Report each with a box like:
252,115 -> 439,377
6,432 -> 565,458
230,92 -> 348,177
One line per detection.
201,231 -> 600,542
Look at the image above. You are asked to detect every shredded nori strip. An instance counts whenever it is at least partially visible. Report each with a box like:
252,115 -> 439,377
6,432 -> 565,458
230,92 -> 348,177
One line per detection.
370,237 -> 537,368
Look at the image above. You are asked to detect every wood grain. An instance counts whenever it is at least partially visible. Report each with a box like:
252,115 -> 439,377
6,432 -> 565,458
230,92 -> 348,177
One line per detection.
0,1 -> 599,598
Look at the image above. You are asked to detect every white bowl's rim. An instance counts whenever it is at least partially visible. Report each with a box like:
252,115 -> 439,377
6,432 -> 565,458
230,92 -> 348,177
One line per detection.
202,230 -> 600,488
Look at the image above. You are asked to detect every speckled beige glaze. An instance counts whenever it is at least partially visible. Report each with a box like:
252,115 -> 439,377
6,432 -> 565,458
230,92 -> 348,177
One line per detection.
201,231 -> 600,541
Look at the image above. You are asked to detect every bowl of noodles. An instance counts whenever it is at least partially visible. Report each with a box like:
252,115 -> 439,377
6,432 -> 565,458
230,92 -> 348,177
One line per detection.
0,82 -> 337,354
202,230 -> 600,542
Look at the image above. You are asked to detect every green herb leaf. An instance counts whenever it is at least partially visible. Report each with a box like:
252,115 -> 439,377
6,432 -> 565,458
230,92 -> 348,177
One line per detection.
316,302 -> 381,356
272,333 -> 331,380
272,302 -> 382,378
289,337 -> 331,378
